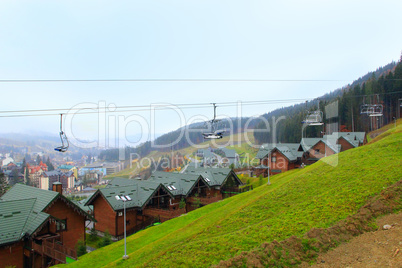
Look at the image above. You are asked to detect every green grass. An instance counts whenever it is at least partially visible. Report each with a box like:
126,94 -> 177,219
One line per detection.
63,125 -> 402,268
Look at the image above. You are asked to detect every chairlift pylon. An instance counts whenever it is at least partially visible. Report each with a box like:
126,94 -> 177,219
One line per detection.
54,114 -> 69,152
203,103 -> 224,139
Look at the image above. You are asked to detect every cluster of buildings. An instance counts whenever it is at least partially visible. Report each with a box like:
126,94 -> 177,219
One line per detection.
85,167 -> 243,238
0,167 -> 243,267
1,157 -> 127,194
254,132 -> 367,176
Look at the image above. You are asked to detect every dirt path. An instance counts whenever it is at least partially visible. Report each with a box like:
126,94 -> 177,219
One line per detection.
310,212 -> 402,268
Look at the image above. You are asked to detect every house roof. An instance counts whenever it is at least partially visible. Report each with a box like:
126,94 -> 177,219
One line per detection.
197,149 -> 216,159
299,138 -> 323,152
183,167 -> 242,187
0,184 -> 93,246
218,147 -> 237,158
324,132 -> 366,148
256,143 -> 302,161
85,180 -> 164,211
148,171 -> 206,196
44,170 -> 74,177
0,198 -> 45,245
106,177 -> 141,188
58,165 -> 75,170
1,184 -> 58,212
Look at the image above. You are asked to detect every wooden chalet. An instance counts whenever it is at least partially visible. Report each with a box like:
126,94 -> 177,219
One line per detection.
86,169 -> 243,239
0,183 -> 93,267
183,167 -> 243,201
255,143 -> 303,175
255,132 -> 367,174
85,180 -> 166,238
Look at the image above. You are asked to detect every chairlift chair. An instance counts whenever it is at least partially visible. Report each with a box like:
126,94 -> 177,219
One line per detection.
302,110 -> 324,126
54,114 -> 69,152
368,104 -> 383,117
203,103 -> 225,139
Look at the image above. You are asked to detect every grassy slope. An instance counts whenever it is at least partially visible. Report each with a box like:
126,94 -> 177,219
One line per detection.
66,125 -> 402,268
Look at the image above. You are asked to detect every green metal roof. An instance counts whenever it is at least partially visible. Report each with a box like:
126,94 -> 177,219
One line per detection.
1,184 -> 59,212
184,167 -> 241,187
0,184 -> 93,246
256,143 -> 302,161
0,198 -> 38,245
106,177 -> 141,188
86,180 -> 163,211
149,171 -> 206,196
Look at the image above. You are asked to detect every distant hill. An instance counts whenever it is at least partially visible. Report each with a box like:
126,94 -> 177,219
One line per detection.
99,60 -> 401,160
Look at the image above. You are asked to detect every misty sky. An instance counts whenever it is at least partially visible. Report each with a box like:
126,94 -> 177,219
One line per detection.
0,0 -> 401,148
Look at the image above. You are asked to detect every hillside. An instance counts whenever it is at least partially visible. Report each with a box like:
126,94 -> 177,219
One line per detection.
64,124 -> 402,267
105,131 -> 257,179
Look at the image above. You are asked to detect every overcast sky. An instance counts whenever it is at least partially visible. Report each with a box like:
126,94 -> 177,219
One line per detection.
0,0 -> 401,148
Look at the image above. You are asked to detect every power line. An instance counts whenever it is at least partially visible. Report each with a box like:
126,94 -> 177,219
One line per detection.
0,78 -> 353,83
0,99 -> 313,118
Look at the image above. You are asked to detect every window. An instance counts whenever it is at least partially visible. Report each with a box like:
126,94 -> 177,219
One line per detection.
205,178 -> 211,182
271,156 -> 277,163
171,185 -> 177,190
315,149 -> 320,153
56,219 -> 67,232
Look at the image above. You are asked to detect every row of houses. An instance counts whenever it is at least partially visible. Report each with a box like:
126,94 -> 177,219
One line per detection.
85,167 -> 243,238
254,132 -> 367,176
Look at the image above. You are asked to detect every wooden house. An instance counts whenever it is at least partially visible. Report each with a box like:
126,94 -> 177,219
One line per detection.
0,183 -> 93,267
86,169 -> 243,239
255,143 -> 303,175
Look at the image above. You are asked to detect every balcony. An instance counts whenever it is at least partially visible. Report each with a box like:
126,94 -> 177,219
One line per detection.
32,234 -> 77,264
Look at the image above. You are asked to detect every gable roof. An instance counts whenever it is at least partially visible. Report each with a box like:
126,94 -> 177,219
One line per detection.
183,167 -> 242,187
85,180 -> 164,211
310,139 -> 342,154
256,143 -> 302,161
1,183 -> 59,212
299,138 -> 323,152
324,132 -> 366,148
0,184 -> 93,246
0,198 -> 42,245
106,177 -> 141,188
148,171 -> 207,196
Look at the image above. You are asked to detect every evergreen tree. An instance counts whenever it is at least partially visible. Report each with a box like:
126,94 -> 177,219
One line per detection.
46,157 -> 55,171
0,172 -> 7,197
36,155 -> 41,164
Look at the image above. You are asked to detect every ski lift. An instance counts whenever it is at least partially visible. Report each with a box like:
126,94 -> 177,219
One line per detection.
360,95 -> 383,117
54,114 -> 69,152
302,101 -> 324,126
203,103 -> 225,139
368,104 -> 383,117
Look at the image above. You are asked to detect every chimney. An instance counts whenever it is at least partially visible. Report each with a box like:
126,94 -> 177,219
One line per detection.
52,182 -> 63,195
